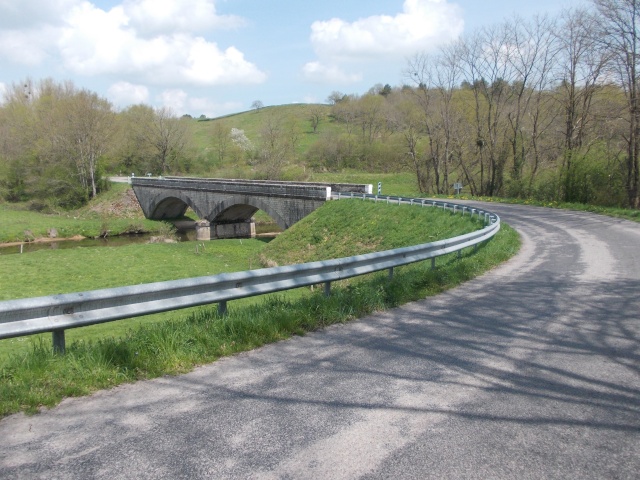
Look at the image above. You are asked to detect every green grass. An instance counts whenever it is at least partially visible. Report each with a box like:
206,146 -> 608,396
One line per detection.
257,198 -> 483,266
0,206 -> 156,243
0,183 -> 164,243
0,197 -> 519,416
0,238 -> 270,362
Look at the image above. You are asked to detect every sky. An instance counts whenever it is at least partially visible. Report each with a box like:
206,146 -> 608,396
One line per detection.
0,0 -> 588,118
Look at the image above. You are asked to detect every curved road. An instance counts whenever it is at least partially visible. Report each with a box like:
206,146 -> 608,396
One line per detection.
1,203 -> 639,479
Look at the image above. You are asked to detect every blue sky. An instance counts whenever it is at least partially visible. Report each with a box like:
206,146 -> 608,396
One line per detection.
0,0 -> 587,117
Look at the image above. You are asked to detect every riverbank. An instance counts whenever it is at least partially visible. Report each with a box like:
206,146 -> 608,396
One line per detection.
0,235 -> 88,248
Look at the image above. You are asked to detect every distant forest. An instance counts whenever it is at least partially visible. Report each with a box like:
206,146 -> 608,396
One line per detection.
1,0 -> 639,209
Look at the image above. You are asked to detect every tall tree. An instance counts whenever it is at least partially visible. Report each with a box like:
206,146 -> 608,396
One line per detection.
147,107 -> 188,174
592,0 -> 640,207
211,120 -> 231,164
60,89 -> 115,198
555,7 -> 608,201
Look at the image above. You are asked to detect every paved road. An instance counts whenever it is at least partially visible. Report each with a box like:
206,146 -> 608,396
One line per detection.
1,203 -> 639,479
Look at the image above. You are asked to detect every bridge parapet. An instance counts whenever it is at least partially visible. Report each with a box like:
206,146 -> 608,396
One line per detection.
162,176 -> 373,195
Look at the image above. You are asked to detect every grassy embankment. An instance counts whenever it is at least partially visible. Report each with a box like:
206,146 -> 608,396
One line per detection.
0,183 -> 163,244
0,198 -> 519,417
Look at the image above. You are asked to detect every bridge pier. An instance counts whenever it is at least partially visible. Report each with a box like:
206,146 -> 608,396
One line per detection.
196,219 -> 256,240
195,220 -> 211,241
213,220 -> 256,239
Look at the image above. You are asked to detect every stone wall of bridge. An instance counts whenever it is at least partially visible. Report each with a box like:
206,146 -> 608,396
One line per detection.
131,177 -> 369,239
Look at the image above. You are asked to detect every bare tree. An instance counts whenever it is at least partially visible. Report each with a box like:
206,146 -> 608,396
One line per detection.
555,7 -> 608,201
257,113 -> 290,179
61,89 -> 116,197
147,107 -> 188,174
251,100 -> 264,112
307,105 -> 325,133
211,120 -> 230,164
326,91 -> 345,105
387,90 -> 428,192
592,0 -> 640,207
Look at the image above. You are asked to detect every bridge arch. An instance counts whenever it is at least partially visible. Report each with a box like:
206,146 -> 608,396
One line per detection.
209,197 -> 288,230
148,192 -> 208,220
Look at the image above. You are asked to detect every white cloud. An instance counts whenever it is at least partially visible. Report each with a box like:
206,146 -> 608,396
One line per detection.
155,89 -> 240,117
108,81 -> 149,106
0,26 -> 61,65
56,2 -> 266,86
158,89 -> 188,112
310,0 -> 464,60
302,61 -> 362,84
0,1 -> 265,87
0,0 -> 80,28
187,97 -> 242,117
122,0 -> 244,37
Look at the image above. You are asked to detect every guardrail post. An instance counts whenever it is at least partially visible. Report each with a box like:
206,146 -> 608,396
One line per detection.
431,257 -> 436,270
52,329 -> 65,354
218,301 -> 227,316
324,281 -> 331,297
388,267 -> 394,280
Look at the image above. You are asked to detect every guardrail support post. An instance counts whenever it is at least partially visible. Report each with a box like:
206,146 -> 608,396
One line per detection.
218,301 -> 227,316
388,267 -> 394,280
431,257 -> 436,270
324,281 -> 331,297
52,329 -> 65,354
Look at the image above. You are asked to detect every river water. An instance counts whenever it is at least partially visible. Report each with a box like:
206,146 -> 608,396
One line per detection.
0,223 -> 280,255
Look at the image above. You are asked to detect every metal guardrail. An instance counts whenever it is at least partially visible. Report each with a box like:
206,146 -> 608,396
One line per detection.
0,195 -> 500,353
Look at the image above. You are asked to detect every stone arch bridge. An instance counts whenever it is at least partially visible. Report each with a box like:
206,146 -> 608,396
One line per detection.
132,177 -> 372,239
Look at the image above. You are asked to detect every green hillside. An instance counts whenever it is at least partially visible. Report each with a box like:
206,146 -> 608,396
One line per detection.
189,103 -> 337,179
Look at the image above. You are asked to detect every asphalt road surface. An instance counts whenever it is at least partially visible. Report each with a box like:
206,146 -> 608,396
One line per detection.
1,202 -> 639,479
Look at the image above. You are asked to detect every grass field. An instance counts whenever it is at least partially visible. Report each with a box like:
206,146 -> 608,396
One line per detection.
0,238 -> 270,361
